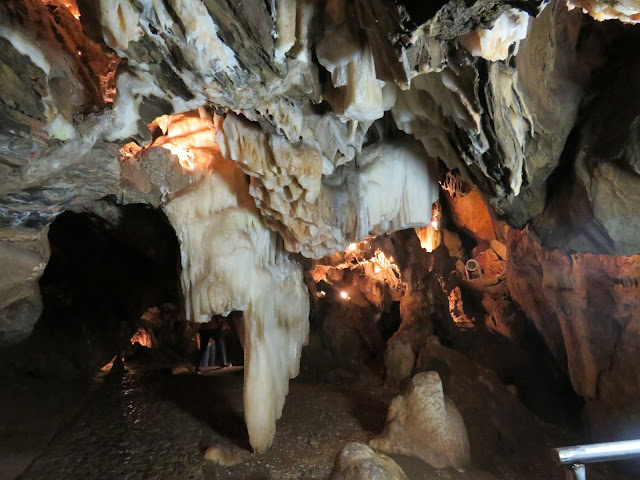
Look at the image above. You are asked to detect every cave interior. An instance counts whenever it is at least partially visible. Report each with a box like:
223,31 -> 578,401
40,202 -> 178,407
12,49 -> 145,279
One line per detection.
1,0 -> 640,479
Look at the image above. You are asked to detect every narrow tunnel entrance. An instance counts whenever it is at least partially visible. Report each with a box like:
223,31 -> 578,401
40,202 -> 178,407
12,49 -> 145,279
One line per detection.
34,199 -> 185,375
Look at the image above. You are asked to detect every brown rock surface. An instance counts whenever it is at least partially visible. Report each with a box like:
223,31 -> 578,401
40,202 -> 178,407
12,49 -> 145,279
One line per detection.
446,189 -> 496,243
415,336 -> 560,477
507,228 -> 640,437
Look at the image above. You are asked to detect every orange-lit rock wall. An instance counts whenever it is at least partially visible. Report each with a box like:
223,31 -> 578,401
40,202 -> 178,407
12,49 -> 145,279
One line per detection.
507,228 -> 640,437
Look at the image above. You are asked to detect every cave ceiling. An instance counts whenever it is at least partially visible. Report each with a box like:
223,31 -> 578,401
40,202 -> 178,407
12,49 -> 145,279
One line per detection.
1,0 -> 639,255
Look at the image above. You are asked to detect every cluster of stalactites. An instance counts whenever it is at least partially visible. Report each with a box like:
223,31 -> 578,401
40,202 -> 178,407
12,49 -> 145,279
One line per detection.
216,113 -> 441,258
158,114 -> 309,452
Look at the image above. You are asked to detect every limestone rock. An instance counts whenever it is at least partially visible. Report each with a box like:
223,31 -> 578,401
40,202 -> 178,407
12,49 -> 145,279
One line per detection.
384,339 -> 415,387
384,287 -> 436,385
317,10 -> 386,123
328,443 -> 407,480
306,236 -> 403,374
415,225 -> 441,253
217,114 -> 439,258
567,0 -> 640,23
446,189 -> 496,244
507,228 -> 640,438
473,245 -> 505,279
442,229 -> 464,259
370,371 -> 470,469
119,146 -> 193,206
0,229 -> 50,345
414,336 -> 559,477
203,443 -> 250,466
163,155 -> 309,453
2,0 -> 640,463
459,9 -> 530,62
0,0 -> 121,232
489,240 -> 507,260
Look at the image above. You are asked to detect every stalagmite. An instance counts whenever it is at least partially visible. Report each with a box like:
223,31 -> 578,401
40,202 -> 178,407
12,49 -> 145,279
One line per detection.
370,371 -> 470,469
5,0 -> 640,469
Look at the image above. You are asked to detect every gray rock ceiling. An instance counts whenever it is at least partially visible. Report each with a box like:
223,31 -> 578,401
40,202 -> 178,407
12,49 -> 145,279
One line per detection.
1,0 -> 640,255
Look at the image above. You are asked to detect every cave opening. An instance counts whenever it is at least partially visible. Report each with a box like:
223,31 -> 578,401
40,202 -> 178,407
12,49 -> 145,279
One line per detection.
31,199 -> 248,378
30,199 -> 186,375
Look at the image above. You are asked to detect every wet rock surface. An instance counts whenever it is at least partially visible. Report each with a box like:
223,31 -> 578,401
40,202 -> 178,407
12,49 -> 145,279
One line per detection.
0,376 -> 93,480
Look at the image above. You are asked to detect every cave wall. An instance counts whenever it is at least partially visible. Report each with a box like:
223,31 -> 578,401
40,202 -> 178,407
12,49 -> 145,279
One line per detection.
508,228 -> 640,438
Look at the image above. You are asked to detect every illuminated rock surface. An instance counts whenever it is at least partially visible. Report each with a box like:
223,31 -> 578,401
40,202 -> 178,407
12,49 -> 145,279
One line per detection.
164,156 -> 309,452
567,0 -> 640,23
508,228 -> 640,437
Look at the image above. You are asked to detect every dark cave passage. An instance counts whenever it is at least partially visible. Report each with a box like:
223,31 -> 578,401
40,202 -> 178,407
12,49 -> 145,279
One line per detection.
34,200 -> 184,375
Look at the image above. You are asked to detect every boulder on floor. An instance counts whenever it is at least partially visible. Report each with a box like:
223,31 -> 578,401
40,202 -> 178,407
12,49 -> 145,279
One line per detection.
328,443 -> 407,480
415,336 -> 560,477
203,441 -> 250,467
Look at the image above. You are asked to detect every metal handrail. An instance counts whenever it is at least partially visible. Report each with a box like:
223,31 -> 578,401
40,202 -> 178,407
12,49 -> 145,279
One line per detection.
553,440 -> 640,479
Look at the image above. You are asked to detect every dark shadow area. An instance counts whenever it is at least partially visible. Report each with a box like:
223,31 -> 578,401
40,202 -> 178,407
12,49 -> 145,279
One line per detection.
378,301 -> 401,341
145,372 -> 250,451
1,200 -> 184,378
346,388 -> 390,434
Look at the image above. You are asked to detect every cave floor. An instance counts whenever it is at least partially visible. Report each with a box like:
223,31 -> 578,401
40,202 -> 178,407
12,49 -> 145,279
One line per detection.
0,366 -> 633,480
7,368 -> 393,480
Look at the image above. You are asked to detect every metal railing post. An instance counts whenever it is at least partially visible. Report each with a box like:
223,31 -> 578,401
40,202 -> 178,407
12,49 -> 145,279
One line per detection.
566,463 -> 586,480
553,439 -> 640,480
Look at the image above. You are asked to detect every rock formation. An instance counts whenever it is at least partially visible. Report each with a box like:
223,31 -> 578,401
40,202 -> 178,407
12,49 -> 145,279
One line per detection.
0,230 -> 49,345
508,228 -> 640,439
370,371 -> 470,469
328,443 -> 408,480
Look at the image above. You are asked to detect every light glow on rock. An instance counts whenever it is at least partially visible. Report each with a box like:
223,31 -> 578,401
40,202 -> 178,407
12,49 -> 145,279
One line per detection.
152,111 -> 221,172
45,0 -> 81,19
459,9 -> 530,61
148,110 -> 310,453
161,145 -> 199,172
130,328 -> 152,348
416,225 -> 441,253
566,0 -> 640,23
